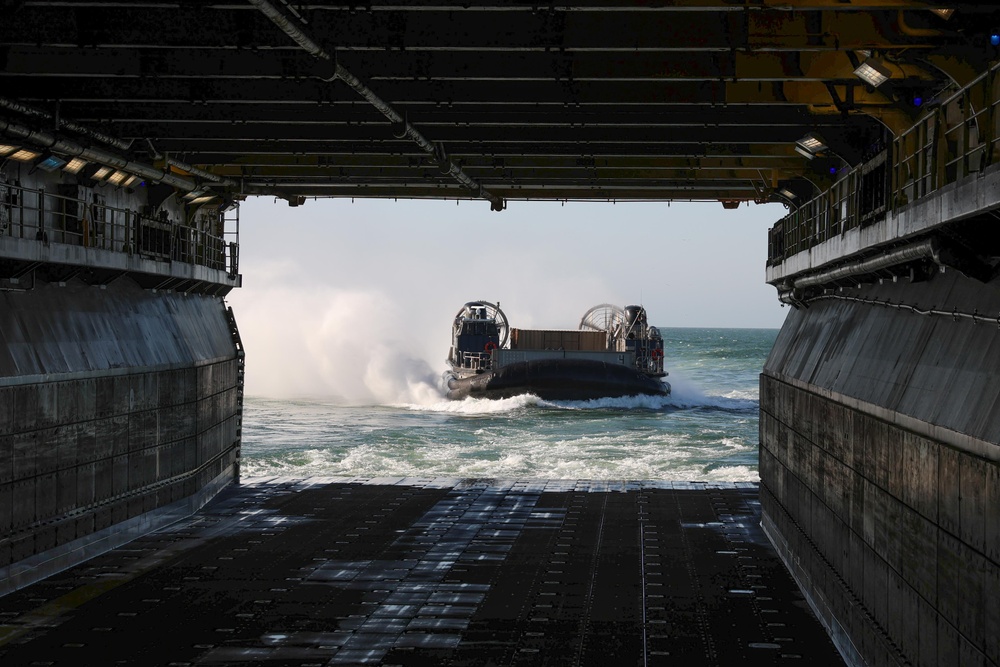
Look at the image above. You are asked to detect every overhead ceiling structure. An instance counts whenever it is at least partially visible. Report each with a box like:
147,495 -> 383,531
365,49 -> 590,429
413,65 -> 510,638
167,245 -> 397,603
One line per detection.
0,1 -> 995,211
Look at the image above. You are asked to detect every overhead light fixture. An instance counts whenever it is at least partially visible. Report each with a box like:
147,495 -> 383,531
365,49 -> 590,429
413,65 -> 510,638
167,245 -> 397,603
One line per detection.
182,189 -> 206,200
106,170 -> 130,186
778,188 -> 797,200
91,166 -> 113,180
854,57 -> 892,88
10,149 -> 42,162
33,153 -> 68,172
795,132 -> 827,159
63,157 -> 88,174
122,174 -> 140,188
187,195 -> 217,206
930,9 -> 955,20
0,144 -> 20,157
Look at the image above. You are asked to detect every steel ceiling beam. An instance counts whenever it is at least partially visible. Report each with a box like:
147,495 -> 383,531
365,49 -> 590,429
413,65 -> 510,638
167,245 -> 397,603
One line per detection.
106,122 -> 838,145
0,1 -> 988,204
235,184 -> 767,201
0,7 -> 965,52
0,47 -> 942,83
0,77 -> 873,106
141,139 -> 806,158
7,1 -> 975,9
205,165 -> 803,182
248,0 -> 504,211
46,103 -> 861,129
186,154 -> 812,174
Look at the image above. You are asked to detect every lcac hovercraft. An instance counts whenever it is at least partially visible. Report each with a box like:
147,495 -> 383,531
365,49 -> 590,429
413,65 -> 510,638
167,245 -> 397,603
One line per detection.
445,301 -> 670,401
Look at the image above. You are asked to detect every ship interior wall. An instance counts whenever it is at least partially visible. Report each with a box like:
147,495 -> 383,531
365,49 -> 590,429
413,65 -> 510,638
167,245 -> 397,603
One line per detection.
0,278 -> 241,595
760,269 -> 1000,667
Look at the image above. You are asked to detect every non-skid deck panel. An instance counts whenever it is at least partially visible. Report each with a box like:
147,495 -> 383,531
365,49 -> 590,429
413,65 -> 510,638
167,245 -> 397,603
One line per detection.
0,477 -> 843,666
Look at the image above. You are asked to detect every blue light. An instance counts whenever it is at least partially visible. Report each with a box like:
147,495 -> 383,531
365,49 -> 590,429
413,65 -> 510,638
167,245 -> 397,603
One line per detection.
913,96 -> 923,107
830,167 -> 837,175
991,33 -> 1000,46
35,155 -> 67,172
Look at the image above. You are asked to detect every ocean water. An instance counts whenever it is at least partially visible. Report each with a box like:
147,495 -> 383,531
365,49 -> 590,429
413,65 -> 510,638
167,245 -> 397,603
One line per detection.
241,327 -> 778,482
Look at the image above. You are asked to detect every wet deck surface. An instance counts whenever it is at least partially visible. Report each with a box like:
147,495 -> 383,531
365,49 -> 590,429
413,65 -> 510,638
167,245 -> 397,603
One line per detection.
0,478 -> 843,666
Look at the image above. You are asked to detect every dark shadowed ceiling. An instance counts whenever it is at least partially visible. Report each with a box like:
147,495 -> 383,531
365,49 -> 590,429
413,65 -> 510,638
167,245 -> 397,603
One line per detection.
1,1 -> 996,210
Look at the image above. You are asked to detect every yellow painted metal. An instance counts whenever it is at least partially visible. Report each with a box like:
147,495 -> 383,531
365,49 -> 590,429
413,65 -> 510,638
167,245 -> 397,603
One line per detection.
746,11 -> 940,51
769,60 -> 1000,266
782,80 -> 917,134
534,1 -> 973,9
921,54 -> 986,89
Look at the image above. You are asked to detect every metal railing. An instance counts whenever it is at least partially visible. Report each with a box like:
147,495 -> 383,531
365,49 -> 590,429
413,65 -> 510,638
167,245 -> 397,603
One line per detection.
0,181 -> 238,276
768,60 -> 1000,266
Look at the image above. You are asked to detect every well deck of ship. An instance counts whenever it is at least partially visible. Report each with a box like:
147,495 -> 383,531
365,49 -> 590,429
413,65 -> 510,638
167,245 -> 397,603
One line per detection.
0,477 -> 842,665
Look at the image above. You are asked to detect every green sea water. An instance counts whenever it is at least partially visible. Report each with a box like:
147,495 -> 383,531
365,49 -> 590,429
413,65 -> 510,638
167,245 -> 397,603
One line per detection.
241,327 -> 777,481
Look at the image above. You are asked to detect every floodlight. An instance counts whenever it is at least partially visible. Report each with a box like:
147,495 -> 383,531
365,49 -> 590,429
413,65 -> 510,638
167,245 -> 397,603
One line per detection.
930,9 -> 954,20
92,166 -> 113,180
187,195 -> 216,205
854,57 -> 892,88
797,134 -> 826,152
795,132 -> 827,159
0,144 -> 20,157
34,153 -> 68,172
778,188 -> 797,200
10,149 -> 41,162
63,157 -> 88,174
106,170 -> 130,186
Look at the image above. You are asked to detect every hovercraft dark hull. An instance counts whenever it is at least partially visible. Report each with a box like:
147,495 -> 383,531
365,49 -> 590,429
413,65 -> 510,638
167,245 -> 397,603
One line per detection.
446,358 -> 670,401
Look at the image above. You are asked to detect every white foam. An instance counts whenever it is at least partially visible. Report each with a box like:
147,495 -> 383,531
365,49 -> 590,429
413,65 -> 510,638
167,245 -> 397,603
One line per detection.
542,393 -> 674,411
660,373 -> 758,411
700,465 -> 760,482
400,393 -> 543,414
242,426 -> 759,482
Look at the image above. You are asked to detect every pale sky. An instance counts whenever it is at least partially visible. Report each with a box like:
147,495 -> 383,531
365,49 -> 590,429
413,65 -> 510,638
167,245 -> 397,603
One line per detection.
225,197 -> 789,400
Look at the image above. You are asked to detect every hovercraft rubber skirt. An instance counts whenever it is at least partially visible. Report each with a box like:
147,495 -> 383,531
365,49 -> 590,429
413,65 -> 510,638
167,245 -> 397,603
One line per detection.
447,358 -> 670,401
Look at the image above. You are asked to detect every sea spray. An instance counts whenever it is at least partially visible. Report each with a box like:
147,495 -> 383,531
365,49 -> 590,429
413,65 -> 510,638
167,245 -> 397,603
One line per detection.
229,271 -> 447,404
240,327 -> 777,482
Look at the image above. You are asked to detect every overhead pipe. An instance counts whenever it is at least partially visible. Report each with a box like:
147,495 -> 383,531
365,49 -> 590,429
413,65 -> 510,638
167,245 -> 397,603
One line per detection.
791,238 -> 941,291
777,235 -> 999,308
165,157 -> 237,187
0,97 -> 133,152
0,118 -> 199,192
247,0 -> 505,211
895,10 -> 947,38
0,99 -> 238,190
